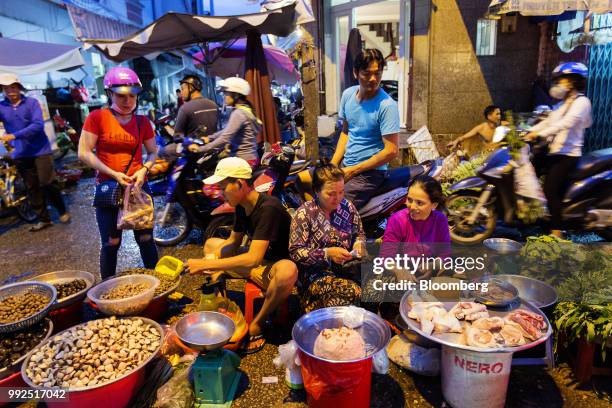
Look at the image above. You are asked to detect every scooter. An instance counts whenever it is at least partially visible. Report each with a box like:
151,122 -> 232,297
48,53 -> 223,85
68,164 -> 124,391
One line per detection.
203,141 -> 303,226
446,130 -> 612,244
0,142 -> 37,222
152,134 -> 230,246
284,155 -> 440,239
52,110 -> 79,161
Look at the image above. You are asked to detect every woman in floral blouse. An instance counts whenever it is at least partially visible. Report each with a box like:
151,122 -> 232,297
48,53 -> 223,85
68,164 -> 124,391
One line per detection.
289,163 -> 366,312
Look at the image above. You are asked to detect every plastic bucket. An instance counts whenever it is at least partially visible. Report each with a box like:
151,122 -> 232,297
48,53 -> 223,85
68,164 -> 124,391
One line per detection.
298,349 -> 372,408
441,345 -> 513,408
292,307 -> 391,408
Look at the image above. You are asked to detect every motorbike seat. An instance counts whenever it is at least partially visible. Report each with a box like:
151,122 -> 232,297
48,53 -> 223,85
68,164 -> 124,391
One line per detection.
572,148 -> 612,180
289,159 -> 311,175
373,165 -> 424,196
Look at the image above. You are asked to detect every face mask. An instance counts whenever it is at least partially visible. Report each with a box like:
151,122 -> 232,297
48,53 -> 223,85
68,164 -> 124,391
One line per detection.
549,84 -> 570,100
111,102 -> 135,115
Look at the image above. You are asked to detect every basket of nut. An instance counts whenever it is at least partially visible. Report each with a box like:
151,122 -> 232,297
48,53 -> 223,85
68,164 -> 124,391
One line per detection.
0,282 -> 57,333
87,275 -> 159,316
28,270 -> 95,310
21,316 -> 163,408
117,268 -> 181,320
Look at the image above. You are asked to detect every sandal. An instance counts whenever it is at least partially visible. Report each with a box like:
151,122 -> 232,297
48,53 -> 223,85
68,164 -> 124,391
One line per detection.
242,333 -> 266,355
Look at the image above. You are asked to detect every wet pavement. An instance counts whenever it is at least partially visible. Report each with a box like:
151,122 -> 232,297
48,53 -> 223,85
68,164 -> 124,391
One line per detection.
1,177 -> 611,408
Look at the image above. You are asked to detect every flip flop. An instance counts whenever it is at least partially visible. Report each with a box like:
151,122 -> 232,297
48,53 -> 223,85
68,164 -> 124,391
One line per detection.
242,333 -> 266,355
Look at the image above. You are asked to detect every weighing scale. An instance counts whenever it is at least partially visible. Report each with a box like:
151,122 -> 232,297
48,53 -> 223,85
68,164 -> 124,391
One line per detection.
175,311 -> 241,407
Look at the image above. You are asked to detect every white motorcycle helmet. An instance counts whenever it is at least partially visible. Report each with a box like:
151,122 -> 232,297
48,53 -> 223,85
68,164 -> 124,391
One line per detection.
218,77 -> 251,96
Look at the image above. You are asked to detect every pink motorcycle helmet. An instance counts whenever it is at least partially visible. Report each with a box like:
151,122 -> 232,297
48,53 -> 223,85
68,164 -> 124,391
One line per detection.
103,67 -> 142,95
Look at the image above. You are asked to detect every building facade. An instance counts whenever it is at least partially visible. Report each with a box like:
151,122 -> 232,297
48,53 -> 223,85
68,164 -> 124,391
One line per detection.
322,0 -> 543,152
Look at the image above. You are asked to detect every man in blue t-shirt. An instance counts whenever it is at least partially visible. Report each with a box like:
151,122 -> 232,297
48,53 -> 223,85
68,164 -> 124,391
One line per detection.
331,48 -> 400,209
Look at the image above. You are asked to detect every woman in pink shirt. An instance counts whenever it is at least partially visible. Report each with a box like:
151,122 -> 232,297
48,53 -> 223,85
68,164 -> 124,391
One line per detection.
382,175 -> 451,279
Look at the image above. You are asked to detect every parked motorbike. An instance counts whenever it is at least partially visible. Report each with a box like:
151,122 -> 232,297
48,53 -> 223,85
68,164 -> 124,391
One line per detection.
285,152 -> 440,239
446,132 -> 612,244
52,110 -> 79,161
0,143 -> 37,222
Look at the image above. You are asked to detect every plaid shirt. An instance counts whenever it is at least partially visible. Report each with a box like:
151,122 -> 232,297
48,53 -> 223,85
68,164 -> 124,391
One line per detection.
289,198 -> 365,285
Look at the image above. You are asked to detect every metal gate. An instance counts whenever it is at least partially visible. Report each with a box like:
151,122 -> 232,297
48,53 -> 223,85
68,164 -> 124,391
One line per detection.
586,14 -> 612,152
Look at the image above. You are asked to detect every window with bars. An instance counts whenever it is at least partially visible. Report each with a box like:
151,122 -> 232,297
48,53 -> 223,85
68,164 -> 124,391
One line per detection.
476,19 -> 498,56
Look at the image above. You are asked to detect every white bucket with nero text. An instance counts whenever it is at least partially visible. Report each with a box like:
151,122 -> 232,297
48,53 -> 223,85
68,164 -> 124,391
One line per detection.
441,345 -> 513,408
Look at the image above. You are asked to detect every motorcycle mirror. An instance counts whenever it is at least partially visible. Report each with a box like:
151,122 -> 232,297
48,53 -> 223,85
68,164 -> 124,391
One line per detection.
492,126 -> 510,144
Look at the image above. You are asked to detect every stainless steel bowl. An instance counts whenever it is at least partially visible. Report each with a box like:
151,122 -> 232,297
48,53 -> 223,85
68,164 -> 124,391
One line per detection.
472,276 -> 520,307
27,270 -> 95,310
495,274 -> 558,310
175,311 -> 235,352
292,306 -> 392,363
0,282 -> 57,333
483,238 -> 523,254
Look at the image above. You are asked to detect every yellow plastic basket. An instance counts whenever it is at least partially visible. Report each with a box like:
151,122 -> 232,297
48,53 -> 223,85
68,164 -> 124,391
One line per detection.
154,256 -> 184,280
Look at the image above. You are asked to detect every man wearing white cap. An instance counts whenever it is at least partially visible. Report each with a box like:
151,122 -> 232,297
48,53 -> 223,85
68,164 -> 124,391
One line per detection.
0,73 -> 69,231
186,157 -> 297,354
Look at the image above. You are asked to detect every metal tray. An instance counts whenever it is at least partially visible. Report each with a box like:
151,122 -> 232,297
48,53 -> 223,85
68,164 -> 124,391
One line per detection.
399,291 -> 552,354
495,274 -> 558,310
0,282 -> 57,333
27,270 -> 95,310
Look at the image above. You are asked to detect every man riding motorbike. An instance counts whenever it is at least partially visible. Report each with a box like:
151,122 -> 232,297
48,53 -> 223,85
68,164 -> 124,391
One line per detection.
160,74 -> 218,163
174,74 -> 218,138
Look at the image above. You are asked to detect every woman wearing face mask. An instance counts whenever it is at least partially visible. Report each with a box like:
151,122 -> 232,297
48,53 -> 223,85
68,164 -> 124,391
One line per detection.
525,62 -> 592,238
289,163 -> 366,312
382,175 -> 450,279
190,77 -> 261,167
78,67 -> 159,279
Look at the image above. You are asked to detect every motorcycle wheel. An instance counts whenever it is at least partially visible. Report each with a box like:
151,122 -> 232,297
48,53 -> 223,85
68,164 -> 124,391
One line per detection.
447,191 -> 496,245
153,196 -> 192,246
16,200 -> 37,222
203,215 -> 233,241
12,176 -> 37,222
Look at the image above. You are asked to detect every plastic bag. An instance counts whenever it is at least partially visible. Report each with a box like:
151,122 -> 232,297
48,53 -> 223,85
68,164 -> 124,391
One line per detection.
372,348 -> 389,374
117,184 -> 154,230
386,334 -> 440,376
154,358 -> 195,408
439,151 -> 461,182
273,340 -> 301,370
274,340 -> 303,389
299,349 -> 372,400
343,305 -> 366,329
513,146 -> 546,202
